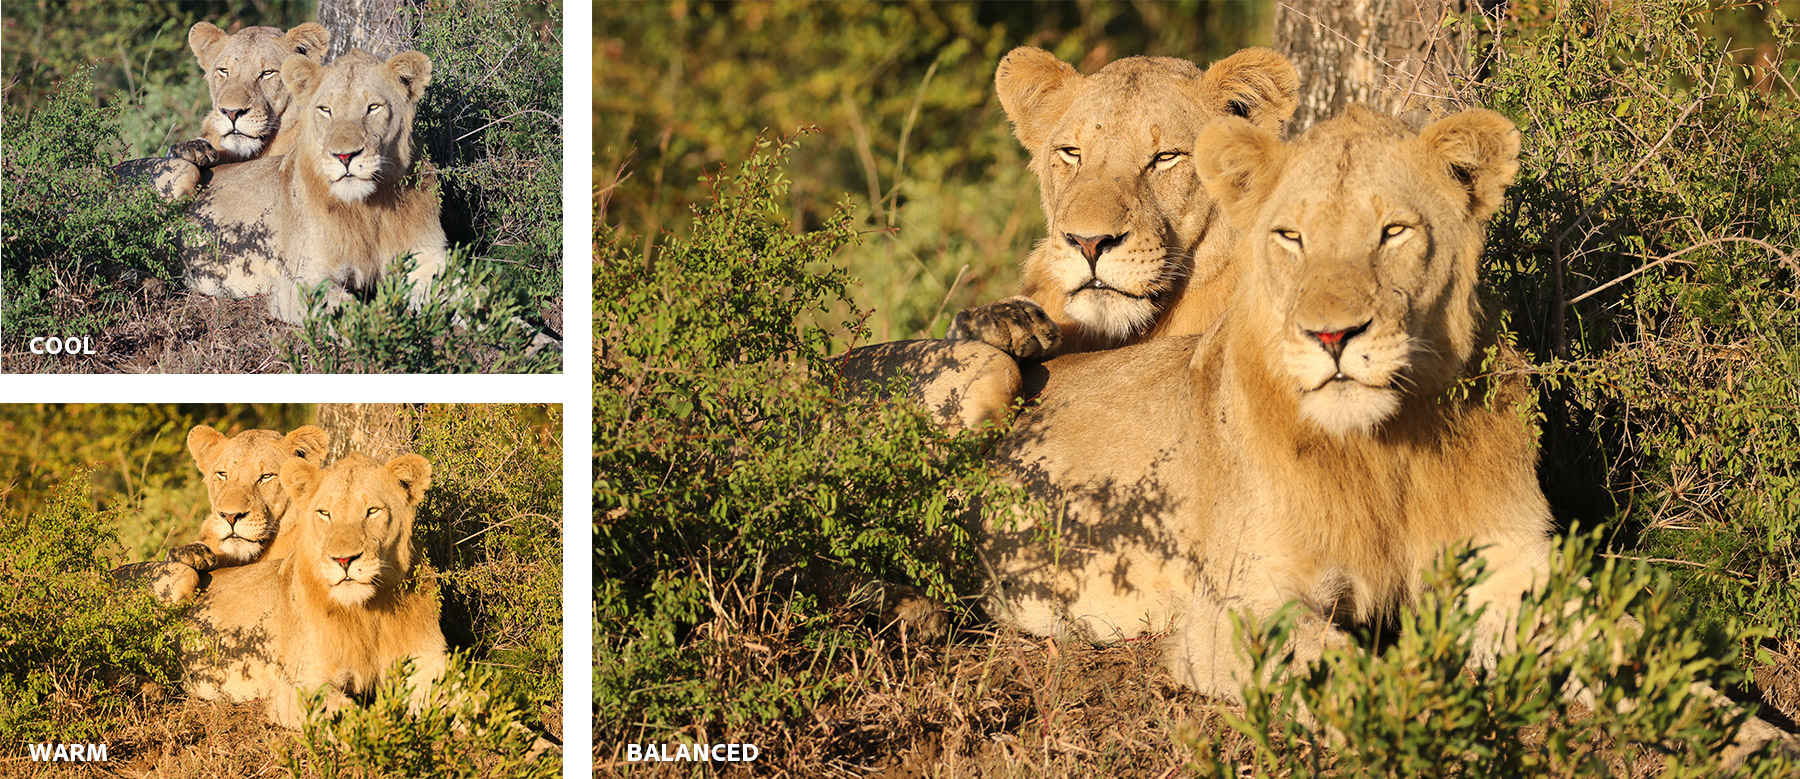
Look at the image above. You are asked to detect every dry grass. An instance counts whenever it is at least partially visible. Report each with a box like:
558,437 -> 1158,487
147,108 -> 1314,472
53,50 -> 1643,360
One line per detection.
3,287 -> 292,374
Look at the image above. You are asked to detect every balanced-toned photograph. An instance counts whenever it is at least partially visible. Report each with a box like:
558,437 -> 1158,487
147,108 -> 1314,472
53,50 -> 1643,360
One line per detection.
1,0 -> 563,373
597,0 -> 1800,774
0,403 -> 562,776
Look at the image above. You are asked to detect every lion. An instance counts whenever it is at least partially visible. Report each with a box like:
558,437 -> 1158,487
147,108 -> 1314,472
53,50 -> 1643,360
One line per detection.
183,451 -> 445,728
116,22 -> 330,199
109,423 -> 329,603
901,105 -> 1787,759
180,48 -> 446,325
943,45 -> 1298,360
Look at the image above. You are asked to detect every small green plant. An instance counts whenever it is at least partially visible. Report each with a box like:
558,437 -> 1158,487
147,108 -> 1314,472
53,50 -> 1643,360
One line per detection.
1194,532 -> 1796,776
594,136 -> 1031,744
0,473 -> 192,744
285,654 -> 556,779
0,68 -> 195,342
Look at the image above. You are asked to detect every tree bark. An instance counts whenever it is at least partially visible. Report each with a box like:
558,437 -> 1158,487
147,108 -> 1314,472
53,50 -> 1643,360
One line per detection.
1274,0 -> 1494,134
317,0 -> 419,61
316,403 -> 418,463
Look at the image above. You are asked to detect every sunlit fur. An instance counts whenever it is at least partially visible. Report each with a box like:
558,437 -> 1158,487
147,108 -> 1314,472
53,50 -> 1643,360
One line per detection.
183,451 -> 444,728
186,22 -> 329,163
980,46 -> 1299,353
184,423 -> 330,565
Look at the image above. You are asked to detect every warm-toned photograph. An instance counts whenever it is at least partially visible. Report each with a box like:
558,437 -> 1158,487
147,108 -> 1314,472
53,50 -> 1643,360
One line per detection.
0,404 -> 562,776
597,0 -> 1800,774
1,0 -> 563,373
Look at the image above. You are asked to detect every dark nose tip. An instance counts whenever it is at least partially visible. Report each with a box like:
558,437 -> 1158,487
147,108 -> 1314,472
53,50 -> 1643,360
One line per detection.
332,553 -> 360,568
1064,232 -> 1127,269
219,511 -> 249,525
220,107 -> 246,121
1307,320 -> 1372,360
333,149 -> 361,165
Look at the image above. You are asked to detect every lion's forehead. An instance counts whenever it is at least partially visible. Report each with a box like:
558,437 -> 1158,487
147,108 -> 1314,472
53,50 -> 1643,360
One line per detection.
311,466 -> 405,511
215,30 -> 291,68
313,67 -> 406,107
212,431 -> 288,472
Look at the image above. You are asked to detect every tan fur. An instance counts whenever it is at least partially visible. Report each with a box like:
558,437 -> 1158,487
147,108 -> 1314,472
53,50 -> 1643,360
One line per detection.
184,452 -> 445,728
950,46 -> 1298,358
179,423 -> 330,569
182,49 -> 446,325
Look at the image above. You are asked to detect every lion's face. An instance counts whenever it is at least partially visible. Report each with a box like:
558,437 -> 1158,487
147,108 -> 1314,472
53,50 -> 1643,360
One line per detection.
187,424 -> 330,564
188,22 -> 328,158
997,47 -> 1297,339
1198,107 -> 1520,436
282,453 -> 432,608
281,49 -> 432,203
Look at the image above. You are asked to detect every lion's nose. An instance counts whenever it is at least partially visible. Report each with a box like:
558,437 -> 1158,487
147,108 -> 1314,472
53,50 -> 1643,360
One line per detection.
331,552 -> 361,569
219,510 -> 249,527
333,149 -> 362,166
220,107 -> 247,122
1307,320 -> 1371,361
1064,232 -> 1128,271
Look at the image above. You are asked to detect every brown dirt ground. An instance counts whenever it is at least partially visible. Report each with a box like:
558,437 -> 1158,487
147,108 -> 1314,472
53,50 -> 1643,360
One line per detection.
3,289 -> 293,374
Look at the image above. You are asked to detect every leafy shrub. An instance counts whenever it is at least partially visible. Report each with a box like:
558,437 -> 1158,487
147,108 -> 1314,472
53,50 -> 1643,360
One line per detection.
0,473 -> 192,743
285,654 -> 556,779
1194,532 -> 1798,776
594,137 -> 1031,744
0,68 -> 195,341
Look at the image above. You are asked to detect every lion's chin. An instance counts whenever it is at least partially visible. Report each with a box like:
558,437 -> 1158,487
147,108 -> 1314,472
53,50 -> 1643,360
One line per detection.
217,536 -> 264,564
328,580 -> 378,607
1298,381 -> 1401,437
1065,291 -> 1158,341
328,176 -> 378,202
219,132 -> 264,157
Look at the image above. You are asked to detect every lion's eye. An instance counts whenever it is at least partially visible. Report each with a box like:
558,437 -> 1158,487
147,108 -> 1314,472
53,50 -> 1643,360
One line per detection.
316,509 -> 331,522
260,69 -> 279,79
367,103 -> 384,115
1273,228 -> 1303,248
1055,147 -> 1081,165
365,506 -> 381,517
258,473 -> 276,483
216,68 -> 229,77
1380,223 -> 1411,243
317,105 -> 332,116
214,471 -> 227,481
1150,151 -> 1186,171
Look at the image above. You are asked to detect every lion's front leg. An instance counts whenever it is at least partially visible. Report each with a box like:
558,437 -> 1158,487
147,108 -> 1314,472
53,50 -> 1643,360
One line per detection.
403,650 -> 448,715
832,339 -> 1024,432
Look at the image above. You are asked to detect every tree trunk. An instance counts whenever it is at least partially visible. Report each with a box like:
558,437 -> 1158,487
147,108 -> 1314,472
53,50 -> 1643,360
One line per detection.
317,0 -> 419,61
316,403 -> 418,463
1274,0 -> 1494,134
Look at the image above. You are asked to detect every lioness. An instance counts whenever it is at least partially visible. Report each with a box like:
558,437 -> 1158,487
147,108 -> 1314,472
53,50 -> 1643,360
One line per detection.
182,48 -> 446,325
958,106 -> 1787,758
116,21 -> 331,199
184,451 -> 445,728
945,46 -> 1298,359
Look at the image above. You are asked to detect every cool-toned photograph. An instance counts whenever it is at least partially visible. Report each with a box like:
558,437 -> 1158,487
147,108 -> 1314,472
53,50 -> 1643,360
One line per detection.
597,0 -> 1800,774
0,404 -> 562,776
1,0 -> 563,373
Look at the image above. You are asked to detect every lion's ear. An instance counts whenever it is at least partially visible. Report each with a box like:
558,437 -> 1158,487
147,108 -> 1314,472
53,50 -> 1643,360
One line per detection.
1195,116 -> 1289,228
1196,48 -> 1299,133
187,425 -> 226,470
281,54 -> 323,99
995,46 -> 1082,153
284,22 -> 330,63
1418,108 -> 1520,222
283,425 -> 330,463
385,51 -> 433,104
385,454 -> 432,506
280,457 -> 323,500
189,22 -> 228,68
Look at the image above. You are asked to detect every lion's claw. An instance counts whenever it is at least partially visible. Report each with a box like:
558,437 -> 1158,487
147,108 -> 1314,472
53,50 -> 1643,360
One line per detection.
949,298 -> 1062,360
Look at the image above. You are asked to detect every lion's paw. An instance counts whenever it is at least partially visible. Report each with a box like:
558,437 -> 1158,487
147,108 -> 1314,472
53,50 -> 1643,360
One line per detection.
949,298 -> 1061,360
170,138 -> 223,167
167,541 -> 218,572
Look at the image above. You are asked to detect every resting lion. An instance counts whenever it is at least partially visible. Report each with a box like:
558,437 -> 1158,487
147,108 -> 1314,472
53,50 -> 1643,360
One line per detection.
111,423 -> 329,603
898,105 -> 1788,758
944,46 -> 1298,360
181,48 -> 446,325
184,451 -> 445,728
115,21 -> 330,199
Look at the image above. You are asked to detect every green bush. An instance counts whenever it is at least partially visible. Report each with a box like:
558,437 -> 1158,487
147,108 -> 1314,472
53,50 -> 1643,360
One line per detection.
1195,532 -> 1797,776
0,68 -> 195,341
0,473 -> 192,744
594,137 -> 1032,742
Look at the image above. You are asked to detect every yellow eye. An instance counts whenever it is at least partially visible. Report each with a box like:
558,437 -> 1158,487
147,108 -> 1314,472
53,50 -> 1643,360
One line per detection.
367,103 -> 384,114
1055,147 -> 1080,165
260,69 -> 278,79
316,509 -> 331,521
214,471 -> 227,481
1150,151 -> 1185,170
317,105 -> 332,116
1381,223 -> 1411,242
1273,229 -> 1303,246
216,67 -> 229,77
365,506 -> 381,517
258,473 -> 276,483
